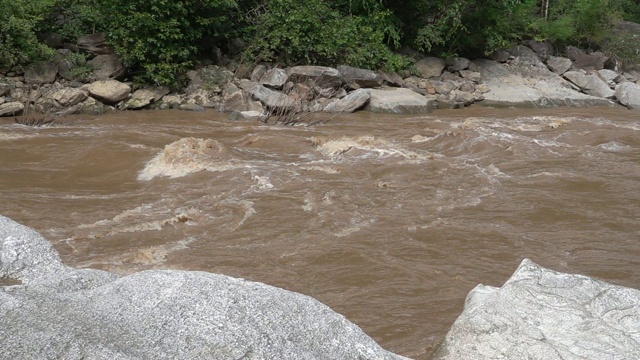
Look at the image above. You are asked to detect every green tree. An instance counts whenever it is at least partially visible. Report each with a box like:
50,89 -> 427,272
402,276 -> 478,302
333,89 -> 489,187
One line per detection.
241,0 -> 408,70
0,0 -> 56,69
94,0 -> 237,87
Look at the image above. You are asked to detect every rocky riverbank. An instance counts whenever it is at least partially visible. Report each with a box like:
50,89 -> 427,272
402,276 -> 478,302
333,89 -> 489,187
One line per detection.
1,33 -> 640,120
2,215 -> 640,359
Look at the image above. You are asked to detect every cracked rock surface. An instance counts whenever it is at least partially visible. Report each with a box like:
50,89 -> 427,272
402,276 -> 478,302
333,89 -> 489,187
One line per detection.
432,259 -> 640,360
0,215 -> 407,360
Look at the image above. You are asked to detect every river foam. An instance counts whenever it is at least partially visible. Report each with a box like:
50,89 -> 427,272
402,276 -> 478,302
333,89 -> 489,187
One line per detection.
138,137 -> 237,180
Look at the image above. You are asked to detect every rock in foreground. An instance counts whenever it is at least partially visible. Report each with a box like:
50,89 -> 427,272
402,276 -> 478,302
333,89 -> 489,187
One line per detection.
0,215 -> 407,360
432,259 -> 640,360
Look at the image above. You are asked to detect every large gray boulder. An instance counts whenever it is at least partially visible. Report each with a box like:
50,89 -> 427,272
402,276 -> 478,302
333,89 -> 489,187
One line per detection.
220,90 -> 263,113
250,84 -> 297,111
287,66 -> 344,88
337,65 -> 384,89
86,79 -> 131,104
615,82 -> 640,109
0,83 -> 10,97
324,89 -> 371,113
474,59 -> 614,107
0,215 -> 407,360
546,56 -> 572,75
259,68 -> 287,89
24,61 -> 58,85
50,88 -> 88,107
0,102 -> 24,117
563,71 -> 616,98
416,57 -> 445,78
125,89 -> 156,109
367,88 -> 432,114
89,54 -> 126,80
432,259 -> 640,360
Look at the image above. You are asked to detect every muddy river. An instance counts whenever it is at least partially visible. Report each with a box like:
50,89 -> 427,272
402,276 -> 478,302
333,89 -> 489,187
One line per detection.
1,107 -> 639,358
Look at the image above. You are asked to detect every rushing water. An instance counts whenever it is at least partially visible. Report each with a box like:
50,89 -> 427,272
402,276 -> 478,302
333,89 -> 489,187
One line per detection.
1,107 -> 640,358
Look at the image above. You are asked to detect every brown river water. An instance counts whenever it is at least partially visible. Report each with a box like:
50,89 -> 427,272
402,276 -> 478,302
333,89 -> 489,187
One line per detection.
1,107 -> 640,358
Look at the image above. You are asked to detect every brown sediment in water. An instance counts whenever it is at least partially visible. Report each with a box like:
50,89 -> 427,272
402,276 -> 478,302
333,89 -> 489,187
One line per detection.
1,106 -> 639,359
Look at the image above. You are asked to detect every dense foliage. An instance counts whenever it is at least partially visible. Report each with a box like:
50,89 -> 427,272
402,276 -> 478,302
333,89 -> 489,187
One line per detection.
2,0 -> 640,85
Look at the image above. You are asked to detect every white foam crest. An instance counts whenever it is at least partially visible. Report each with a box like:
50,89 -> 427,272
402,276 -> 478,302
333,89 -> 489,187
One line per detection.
0,131 -> 34,141
75,206 -> 201,238
299,165 -> 340,174
526,171 -> 572,178
310,135 -> 436,160
138,137 -> 238,180
251,175 -> 274,191
597,141 -> 633,152
234,200 -> 257,229
132,237 -> 197,265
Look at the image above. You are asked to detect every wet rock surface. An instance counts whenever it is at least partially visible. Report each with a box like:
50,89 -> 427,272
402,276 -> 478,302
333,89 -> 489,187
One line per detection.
432,259 -> 640,360
0,215 -> 407,360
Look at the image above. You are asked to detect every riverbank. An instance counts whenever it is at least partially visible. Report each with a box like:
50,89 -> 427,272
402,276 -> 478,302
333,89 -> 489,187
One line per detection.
2,39 -> 640,121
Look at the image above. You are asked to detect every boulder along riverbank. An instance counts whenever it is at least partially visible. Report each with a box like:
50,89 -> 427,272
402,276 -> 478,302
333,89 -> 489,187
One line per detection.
2,215 -> 640,359
2,38 -> 640,120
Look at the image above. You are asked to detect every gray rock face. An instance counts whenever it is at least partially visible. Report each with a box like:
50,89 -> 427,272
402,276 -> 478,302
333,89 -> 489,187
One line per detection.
527,40 -> 553,60
434,80 -> 456,95
24,62 -> 58,85
563,71 -> 616,98
416,57 -> 445,78
378,71 -> 405,87
0,83 -> 10,97
616,82 -> 640,109
0,215 -> 407,360
458,70 -> 481,83
572,52 -> 608,71
221,90 -> 249,112
228,110 -> 266,121
178,104 -> 205,112
125,89 -> 156,109
367,88 -> 432,114
432,259 -> 640,360
324,89 -> 370,113
547,56 -> 573,75
250,84 -> 297,111
475,59 -> 614,107
598,69 -> 622,85
87,80 -> 131,104
0,102 -> 24,117
250,64 -> 267,82
89,54 -> 126,80
337,65 -> 384,89
50,88 -> 88,107
446,57 -> 470,72
287,66 -> 344,88
259,68 -> 287,89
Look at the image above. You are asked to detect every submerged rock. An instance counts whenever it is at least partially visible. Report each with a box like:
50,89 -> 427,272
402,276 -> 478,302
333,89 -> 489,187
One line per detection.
0,215 -> 408,360
432,259 -> 640,360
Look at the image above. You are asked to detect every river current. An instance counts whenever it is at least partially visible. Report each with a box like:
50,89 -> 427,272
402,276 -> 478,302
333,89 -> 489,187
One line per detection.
1,107 -> 639,358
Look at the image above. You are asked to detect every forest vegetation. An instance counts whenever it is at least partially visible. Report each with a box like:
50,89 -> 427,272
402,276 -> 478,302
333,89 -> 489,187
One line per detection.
1,0 -> 639,87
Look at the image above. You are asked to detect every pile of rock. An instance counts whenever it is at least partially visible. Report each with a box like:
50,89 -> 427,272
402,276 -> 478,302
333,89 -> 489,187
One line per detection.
2,32 -> 640,119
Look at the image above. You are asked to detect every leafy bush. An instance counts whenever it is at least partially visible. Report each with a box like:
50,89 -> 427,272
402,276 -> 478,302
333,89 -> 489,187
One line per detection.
94,0 -> 237,87
0,0 -> 56,70
41,0 -> 106,43
64,52 -> 94,81
243,0 -> 408,71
